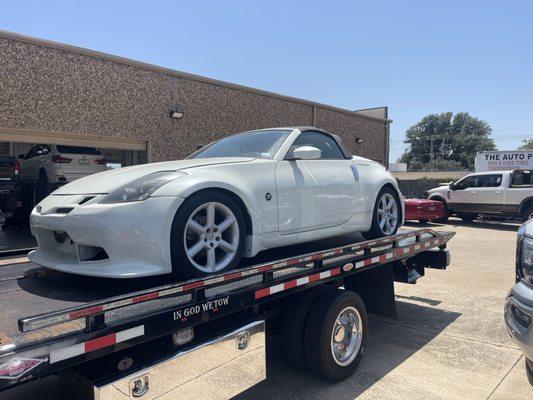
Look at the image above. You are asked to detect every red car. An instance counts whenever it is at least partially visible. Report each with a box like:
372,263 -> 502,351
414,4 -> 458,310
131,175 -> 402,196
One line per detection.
404,198 -> 446,223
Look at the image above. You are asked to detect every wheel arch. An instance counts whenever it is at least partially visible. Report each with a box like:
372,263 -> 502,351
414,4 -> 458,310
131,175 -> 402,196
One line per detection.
519,197 -> 533,215
179,187 -> 254,236
428,194 -> 448,206
379,182 -> 404,221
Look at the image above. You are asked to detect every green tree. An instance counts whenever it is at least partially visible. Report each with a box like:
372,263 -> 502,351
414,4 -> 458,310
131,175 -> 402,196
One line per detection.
518,138 -> 533,150
399,112 -> 496,171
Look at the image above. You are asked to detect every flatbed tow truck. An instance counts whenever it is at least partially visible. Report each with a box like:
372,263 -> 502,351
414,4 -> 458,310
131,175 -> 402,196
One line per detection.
0,228 -> 454,400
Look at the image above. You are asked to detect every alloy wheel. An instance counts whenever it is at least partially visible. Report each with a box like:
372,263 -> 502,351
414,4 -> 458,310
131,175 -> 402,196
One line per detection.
183,201 -> 239,273
377,193 -> 398,235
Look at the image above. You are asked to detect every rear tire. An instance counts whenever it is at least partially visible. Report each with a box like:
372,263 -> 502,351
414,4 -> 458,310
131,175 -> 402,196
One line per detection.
522,207 -> 533,222
170,191 -> 246,280
304,289 -> 367,382
363,186 -> 401,240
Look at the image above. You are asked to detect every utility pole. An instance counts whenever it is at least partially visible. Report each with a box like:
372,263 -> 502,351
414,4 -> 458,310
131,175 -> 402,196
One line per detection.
430,135 -> 435,172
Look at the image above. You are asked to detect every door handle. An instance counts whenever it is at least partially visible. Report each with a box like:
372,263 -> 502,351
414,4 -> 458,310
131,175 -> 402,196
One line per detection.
469,191 -> 477,194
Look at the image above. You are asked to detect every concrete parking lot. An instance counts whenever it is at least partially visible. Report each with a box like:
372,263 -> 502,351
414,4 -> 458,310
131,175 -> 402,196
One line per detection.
238,219 -> 533,400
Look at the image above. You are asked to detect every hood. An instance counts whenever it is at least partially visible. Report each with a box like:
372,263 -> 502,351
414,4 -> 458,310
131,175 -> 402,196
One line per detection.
52,157 -> 254,195
429,185 -> 450,192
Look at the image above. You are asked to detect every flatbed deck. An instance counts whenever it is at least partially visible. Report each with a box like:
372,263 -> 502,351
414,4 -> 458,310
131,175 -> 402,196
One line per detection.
0,228 -> 454,393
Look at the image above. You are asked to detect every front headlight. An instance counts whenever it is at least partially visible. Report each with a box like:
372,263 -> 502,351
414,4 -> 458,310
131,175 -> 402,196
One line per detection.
521,237 -> 533,284
100,171 -> 187,204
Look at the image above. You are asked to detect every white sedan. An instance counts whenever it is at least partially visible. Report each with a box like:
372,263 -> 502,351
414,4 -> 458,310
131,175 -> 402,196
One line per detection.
28,127 -> 404,279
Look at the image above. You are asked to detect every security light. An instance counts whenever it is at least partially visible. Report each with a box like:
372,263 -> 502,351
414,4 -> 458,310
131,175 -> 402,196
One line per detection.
170,109 -> 183,119
355,137 -> 363,144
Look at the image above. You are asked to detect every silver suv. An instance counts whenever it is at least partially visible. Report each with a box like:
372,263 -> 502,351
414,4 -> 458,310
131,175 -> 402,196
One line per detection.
505,219 -> 533,385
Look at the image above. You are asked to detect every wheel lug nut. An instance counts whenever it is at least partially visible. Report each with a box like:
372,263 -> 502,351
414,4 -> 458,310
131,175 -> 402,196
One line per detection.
210,243 -> 214,247
215,237 -> 220,241
204,238 -> 207,242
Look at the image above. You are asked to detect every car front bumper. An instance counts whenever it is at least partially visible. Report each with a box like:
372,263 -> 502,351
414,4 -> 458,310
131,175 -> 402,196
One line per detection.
505,281 -> 533,361
29,195 -> 185,278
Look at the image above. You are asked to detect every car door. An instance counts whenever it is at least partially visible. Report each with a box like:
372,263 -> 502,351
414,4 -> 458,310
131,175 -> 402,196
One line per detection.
448,174 -> 478,212
275,130 -> 358,234
466,174 -> 504,213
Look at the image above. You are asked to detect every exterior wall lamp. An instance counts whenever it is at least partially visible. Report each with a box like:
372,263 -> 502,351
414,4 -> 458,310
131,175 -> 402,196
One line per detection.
355,137 -> 363,144
170,108 -> 183,119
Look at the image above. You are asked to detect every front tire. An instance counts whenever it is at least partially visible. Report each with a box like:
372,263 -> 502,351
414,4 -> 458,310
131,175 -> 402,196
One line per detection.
170,191 -> 245,280
458,213 -> 478,222
363,186 -> 401,240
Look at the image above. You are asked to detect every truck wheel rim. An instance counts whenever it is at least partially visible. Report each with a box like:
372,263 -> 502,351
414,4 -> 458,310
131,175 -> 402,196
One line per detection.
377,193 -> 398,235
184,202 -> 239,273
330,306 -> 363,366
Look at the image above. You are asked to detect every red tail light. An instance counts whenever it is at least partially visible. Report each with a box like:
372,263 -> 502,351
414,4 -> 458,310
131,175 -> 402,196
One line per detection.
51,155 -> 73,163
93,158 -> 107,165
13,159 -> 20,176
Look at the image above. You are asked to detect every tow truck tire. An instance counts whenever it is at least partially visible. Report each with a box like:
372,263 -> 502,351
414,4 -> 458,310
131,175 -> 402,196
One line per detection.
304,289 -> 367,382
526,358 -> 533,386
280,286 -> 333,369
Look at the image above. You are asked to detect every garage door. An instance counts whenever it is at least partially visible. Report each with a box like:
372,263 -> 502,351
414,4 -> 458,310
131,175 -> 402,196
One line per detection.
0,128 -> 147,152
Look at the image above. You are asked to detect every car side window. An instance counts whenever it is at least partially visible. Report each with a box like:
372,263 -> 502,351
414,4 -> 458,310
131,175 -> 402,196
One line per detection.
477,174 -> 502,188
511,171 -> 533,186
35,144 -> 51,156
287,131 -> 345,160
455,175 -> 478,189
25,146 -> 38,159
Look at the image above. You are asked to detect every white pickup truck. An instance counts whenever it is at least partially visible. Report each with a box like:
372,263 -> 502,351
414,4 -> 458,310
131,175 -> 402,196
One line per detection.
426,169 -> 533,222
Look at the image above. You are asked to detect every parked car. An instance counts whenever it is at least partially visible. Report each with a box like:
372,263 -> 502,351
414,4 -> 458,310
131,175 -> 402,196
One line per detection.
18,144 -> 107,199
505,219 -> 533,385
426,170 -> 533,222
404,198 -> 446,223
28,127 -> 404,279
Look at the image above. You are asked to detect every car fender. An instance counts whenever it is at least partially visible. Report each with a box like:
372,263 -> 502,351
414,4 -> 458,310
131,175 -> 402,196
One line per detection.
152,161 -> 278,235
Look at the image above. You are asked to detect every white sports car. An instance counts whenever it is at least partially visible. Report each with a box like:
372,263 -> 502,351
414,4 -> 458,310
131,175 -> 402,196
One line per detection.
29,127 -> 404,279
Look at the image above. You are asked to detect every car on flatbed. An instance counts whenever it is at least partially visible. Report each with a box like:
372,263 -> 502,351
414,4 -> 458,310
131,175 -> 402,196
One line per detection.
505,219 -> 533,385
28,127 -> 404,280
426,169 -> 533,222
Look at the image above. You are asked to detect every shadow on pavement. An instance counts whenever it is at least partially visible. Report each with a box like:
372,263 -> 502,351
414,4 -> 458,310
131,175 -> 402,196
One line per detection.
236,300 -> 461,400
404,218 -> 520,232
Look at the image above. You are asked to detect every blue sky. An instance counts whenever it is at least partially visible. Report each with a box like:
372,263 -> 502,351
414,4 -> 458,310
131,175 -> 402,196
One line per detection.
1,0 -> 531,161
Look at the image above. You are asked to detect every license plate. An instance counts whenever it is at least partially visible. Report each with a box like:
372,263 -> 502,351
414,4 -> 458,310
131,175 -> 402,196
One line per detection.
78,159 -> 89,165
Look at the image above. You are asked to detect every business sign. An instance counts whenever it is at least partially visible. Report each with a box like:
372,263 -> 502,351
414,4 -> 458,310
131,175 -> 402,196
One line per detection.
475,150 -> 533,172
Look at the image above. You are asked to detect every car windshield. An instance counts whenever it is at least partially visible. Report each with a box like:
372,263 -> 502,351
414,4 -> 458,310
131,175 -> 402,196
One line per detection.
189,129 -> 291,159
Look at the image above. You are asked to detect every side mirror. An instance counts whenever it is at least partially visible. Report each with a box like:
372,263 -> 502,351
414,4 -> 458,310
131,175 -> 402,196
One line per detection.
18,154 -> 25,160
291,146 -> 321,160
